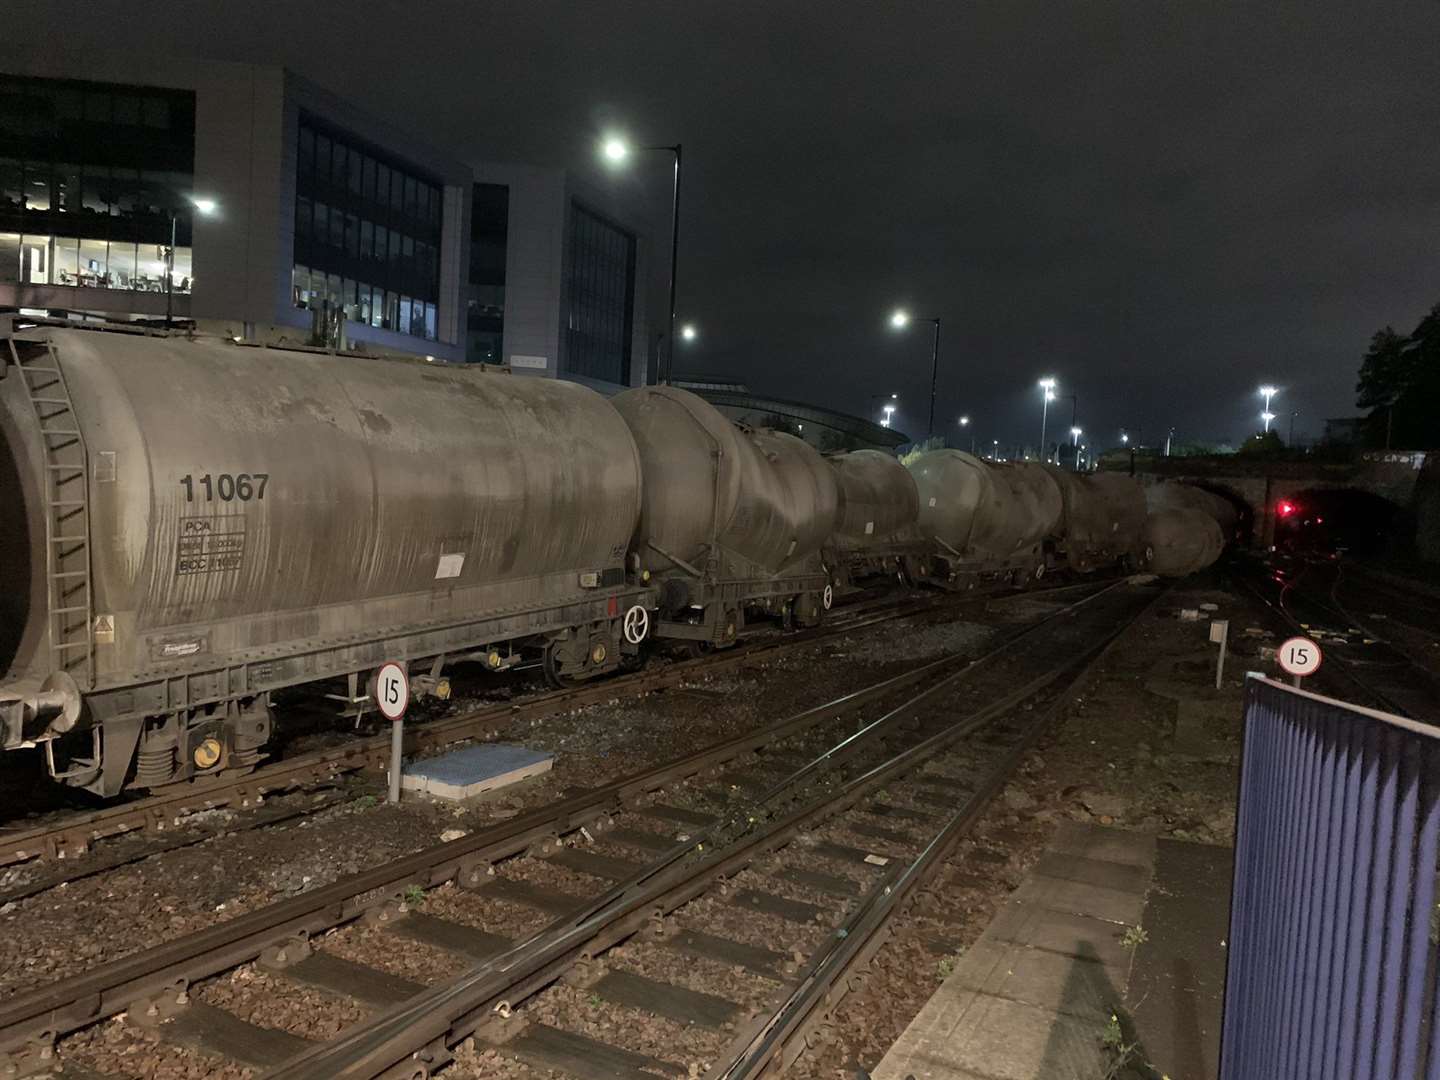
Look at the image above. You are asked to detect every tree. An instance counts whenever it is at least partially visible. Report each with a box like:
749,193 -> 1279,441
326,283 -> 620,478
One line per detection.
1356,304 -> 1440,449
1236,430 -> 1284,456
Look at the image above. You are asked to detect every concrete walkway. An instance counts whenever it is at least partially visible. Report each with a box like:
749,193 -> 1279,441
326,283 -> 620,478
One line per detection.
873,822 -> 1156,1080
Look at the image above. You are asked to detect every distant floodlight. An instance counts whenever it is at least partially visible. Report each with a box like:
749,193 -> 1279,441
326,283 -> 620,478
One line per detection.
959,415 -> 970,426
1121,433 -> 1130,444
1038,377 -> 1056,390
1259,385 -> 1278,398
1071,426 -> 1082,438
191,197 -> 217,215
680,323 -> 697,342
601,136 -> 629,163
1045,389 -> 1056,401
890,309 -> 910,329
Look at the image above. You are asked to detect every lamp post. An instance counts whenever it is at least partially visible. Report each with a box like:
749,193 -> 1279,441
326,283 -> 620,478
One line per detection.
1038,378 -> 1057,462
959,414 -> 975,453
868,391 -> 898,420
603,136 -> 682,384
680,323 -> 697,343
889,309 -> 942,439
1259,385 -> 1278,431
881,403 -> 896,428
1070,426 -> 1082,471
165,196 -> 216,330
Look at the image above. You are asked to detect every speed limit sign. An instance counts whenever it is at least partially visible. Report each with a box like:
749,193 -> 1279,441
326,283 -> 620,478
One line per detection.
374,661 -> 410,721
1278,636 -> 1323,679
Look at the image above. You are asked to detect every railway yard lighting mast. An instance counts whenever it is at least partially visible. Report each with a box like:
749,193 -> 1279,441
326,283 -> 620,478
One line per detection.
889,308 -> 943,439
1259,385 -> 1278,431
602,134 -> 683,385
1038,378 -> 1057,462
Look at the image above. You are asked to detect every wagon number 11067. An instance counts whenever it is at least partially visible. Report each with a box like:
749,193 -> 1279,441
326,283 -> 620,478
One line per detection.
180,473 -> 269,502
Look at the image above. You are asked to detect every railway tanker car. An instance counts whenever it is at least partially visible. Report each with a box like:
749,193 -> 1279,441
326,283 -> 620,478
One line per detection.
0,325 -> 652,794
906,450 -> 1063,586
825,449 -> 929,585
1047,470 -> 1150,573
611,385 -> 840,649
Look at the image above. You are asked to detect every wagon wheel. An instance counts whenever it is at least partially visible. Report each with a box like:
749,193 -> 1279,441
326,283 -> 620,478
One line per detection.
541,640 -> 580,689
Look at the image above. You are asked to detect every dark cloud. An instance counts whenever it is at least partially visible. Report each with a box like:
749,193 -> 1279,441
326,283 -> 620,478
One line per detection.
17,0 -> 1440,448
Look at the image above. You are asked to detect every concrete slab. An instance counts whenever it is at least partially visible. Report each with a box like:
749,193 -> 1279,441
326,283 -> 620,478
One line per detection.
1127,839 -> 1232,1080
874,824 -> 1159,1080
401,743 -> 553,800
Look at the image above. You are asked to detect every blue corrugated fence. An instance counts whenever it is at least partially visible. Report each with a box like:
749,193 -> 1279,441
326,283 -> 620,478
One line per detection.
1221,676 -> 1440,1079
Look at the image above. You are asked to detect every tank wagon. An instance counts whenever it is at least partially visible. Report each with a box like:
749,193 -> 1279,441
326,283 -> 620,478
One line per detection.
906,450 -> 1063,586
611,386 -> 839,648
1141,482 -> 1240,576
1047,470 -> 1150,573
1,325 -> 652,794
825,449 -> 929,585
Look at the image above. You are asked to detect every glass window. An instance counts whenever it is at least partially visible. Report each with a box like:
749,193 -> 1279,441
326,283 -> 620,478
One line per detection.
293,264 -> 310,306
363,157 -> 376,201
332,143 -> 347,187
373,223 -> 387,261
402,176 -> 416,216
0,158 -> 21,210
313,202 -> 328,244
54,90 -> 82,121
84,92 -> 111,123
112,168 -> 139,219
299,127 -> 315,176
79,237 -> 107,283
1,231 -> 23,283
425,302 -> 436,340
389,228 -> 401,265
370,286 -> 384,327
348,151 -> 362,194
141,96 -> 169,128
391,173 -> 404,211
82,168 -> 109,215
315,134 -> 331,180
360,219 -> 373,258
563,202 -> 636,383
297,196 -> 313,239
108,240 -> 137,288
344,213 -> 358,258
23,161 -> 51,211
20,235 -> 49,284
113,95 -> 140,126
54,164 -> 80,213
329,204 -> 344,248
51,236 -> 78,284
171,246 -> 192,291
376,163 -> 390,208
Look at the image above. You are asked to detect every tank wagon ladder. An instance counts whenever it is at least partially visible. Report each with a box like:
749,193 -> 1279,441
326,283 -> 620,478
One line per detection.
6,339 -> 94,691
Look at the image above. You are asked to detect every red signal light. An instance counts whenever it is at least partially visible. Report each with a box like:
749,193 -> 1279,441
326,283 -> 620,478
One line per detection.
1277,501 -> 1297,517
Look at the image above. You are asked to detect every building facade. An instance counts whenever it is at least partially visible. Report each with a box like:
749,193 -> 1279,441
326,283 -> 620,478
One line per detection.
0,56 -> 651,390
468,162 -> 649,391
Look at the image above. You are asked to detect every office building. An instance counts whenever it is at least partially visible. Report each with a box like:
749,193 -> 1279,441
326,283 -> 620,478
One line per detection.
0,56 -> 652,389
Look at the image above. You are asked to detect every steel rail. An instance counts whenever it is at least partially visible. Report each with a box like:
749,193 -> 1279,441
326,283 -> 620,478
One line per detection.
0,581 -> 1122,1060
262,586 -> 1154,1079
706,586 -> 1168,1079
0,587 -> 970,871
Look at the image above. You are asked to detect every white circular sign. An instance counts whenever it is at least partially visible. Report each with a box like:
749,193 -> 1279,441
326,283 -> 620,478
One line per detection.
623,604 -> 650,645
1278,636 -> 1323,678
375,661 -> 410,721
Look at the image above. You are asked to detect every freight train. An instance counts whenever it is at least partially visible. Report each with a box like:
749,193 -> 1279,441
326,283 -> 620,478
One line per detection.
0,324 -> 1235,794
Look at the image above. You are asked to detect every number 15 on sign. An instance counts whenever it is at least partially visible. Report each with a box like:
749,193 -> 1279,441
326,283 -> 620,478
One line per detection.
1278,636 -> 1322,685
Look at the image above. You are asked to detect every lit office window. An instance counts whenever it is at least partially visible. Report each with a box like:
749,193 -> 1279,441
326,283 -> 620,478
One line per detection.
563,202 -> 635,384
0,75 -> 197,296
291,115 -> 442,340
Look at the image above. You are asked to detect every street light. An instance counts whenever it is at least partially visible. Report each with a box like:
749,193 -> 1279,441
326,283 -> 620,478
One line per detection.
1038,378 -> 1057,462
603,133 -> 683,384
1259,385 -> 1278,431
958,415 -> 974,453
680,323 -> 697,342
881,402 -> 896,428
1121,432 -> 1130,444
889,308 -> 942,439
166,194 -> 217,329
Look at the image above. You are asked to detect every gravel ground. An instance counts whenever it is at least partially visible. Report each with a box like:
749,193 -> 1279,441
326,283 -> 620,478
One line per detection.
787,576 -> 1268,1078
2,601 -> 1008,1008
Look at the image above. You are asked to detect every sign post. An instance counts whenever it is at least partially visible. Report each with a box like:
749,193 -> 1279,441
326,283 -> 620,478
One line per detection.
374,661 -> 410,803
1209,619 -> 1230,689
1277,636 -> 1323,688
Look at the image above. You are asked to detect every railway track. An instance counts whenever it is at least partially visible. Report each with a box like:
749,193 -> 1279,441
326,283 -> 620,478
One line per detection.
1235,555 -> 1439,720
0,578 -> 1160,1079
0,580 -> 1102,891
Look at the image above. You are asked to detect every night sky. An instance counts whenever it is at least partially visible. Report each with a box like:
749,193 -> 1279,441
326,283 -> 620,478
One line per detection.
18,1 -> 1440,449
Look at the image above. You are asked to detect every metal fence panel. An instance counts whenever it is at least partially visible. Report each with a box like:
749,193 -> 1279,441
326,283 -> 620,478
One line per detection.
1221,677 -> 1439,1080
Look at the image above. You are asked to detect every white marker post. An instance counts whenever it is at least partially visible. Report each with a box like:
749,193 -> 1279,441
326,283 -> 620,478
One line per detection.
1209,619 -> 1230,689
1278,635 -> 1323,688
375,661 -> 410,803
